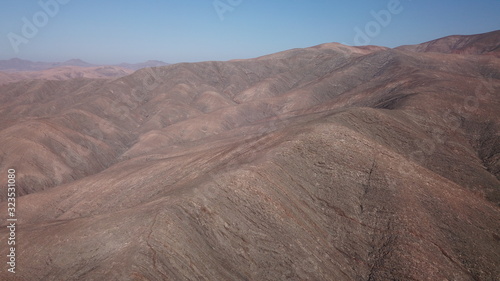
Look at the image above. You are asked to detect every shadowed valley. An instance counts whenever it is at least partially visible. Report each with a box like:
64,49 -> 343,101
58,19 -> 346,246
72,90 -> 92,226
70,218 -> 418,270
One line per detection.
0,31 -> 499,280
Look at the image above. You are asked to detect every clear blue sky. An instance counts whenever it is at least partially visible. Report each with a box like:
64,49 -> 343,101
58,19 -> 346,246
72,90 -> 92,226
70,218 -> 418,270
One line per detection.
0,0 -> 499,64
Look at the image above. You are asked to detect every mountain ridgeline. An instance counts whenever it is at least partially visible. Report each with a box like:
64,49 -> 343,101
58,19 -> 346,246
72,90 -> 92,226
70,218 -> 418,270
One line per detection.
0,31 -> 499,280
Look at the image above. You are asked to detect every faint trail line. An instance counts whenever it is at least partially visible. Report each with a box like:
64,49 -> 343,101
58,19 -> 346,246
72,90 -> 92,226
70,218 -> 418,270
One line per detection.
146,212 -> 169,280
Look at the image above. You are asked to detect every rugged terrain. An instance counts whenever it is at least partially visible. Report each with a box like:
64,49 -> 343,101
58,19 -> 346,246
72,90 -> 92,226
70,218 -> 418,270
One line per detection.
0,59 -> 170,85
0,66 -> 134,86
0,31 -> 499,280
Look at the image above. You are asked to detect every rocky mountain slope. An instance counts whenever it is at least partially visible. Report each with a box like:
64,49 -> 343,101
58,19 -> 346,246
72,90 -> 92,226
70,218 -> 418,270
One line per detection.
0,59 -> 170,85
0,31 -> 499,280
0,58 -> 96,72
0,58 -> 170,72
397,30 -> 500,57
0,66 -> 134,86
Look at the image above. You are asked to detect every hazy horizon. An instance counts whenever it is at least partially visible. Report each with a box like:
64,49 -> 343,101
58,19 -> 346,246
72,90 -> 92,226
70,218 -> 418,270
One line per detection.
1,2 -> 499,280
1,0 -> 499,65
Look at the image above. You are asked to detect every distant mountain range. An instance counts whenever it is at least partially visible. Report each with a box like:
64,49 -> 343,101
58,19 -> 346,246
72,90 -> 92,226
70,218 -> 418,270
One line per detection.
0,66 -> 135,85
115,60 -> 172,71
0,30 -> 499,280
0,59 -> 170,85
396,30 -> 500,56
0,58 -> 169,72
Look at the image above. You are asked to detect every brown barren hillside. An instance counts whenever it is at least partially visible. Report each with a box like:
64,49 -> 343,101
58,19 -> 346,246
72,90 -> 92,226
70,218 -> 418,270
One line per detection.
397,30 -> 500,57
0,66 -> 134,86
0,31 -> 499,280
